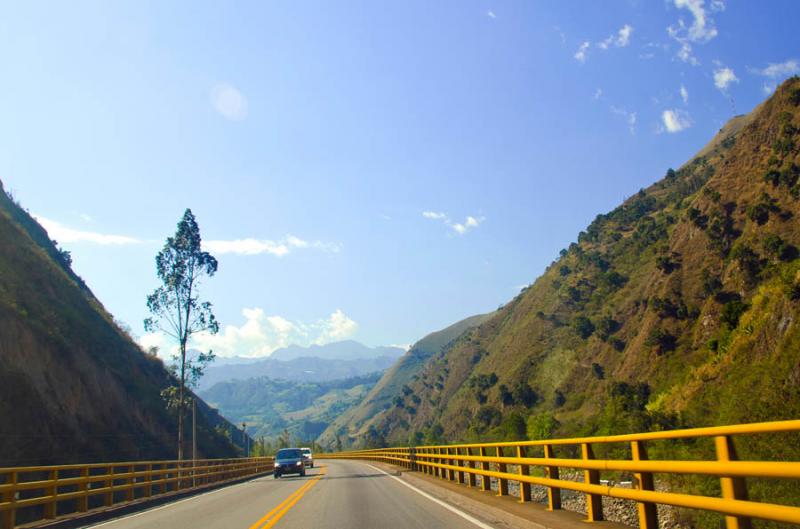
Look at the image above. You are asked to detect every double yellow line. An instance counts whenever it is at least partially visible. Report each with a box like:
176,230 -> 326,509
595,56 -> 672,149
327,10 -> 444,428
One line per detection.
248,466 -> 327,529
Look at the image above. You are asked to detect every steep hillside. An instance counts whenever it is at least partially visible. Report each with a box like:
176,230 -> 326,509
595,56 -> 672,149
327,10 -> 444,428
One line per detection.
373,78 -> 800,447
318,313 -> 493,448
0,183 -> 239,465
201,373 -> 382,443
199,343 -> 402,390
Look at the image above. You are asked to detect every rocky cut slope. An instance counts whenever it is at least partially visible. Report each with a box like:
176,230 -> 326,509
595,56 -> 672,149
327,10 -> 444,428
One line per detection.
372,78 -> 800,447
0,182 -> 239,465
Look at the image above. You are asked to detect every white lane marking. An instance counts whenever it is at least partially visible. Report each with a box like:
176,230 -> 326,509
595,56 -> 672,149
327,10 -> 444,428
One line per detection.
365,464 -> 496,529
84,475 -> 269,528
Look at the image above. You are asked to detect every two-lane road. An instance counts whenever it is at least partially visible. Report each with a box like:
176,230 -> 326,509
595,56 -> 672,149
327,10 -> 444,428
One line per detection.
88,460 -> 497,529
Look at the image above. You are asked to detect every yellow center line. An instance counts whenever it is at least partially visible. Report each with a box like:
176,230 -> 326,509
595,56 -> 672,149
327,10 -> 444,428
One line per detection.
248,465 -> 327,529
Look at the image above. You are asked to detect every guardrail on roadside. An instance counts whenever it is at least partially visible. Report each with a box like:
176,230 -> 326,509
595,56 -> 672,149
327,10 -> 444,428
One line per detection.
0,456 -> 273,529
319,420 -> 800,529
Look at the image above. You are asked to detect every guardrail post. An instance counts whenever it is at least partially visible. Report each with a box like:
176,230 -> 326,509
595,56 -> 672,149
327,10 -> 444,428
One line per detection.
517,445 -> 531,503
447,447 -> 455,481
78,467 -> 89,512
144,464 -> 152,498
104,466 -> 114,507
479,447 -> 491,491
496,446 -> 508,497
44,469 -> 57,519
434,448 -> 441,479
631,441 -> 658,529
544,444 -> 561,510
2,470 -> 18,529
715,435 -> 752,529
465,448 -> 476,487
410,447 -> 417,472
456,448 -> 465,484
581,443 -> 603,522
126,465 -> 135,502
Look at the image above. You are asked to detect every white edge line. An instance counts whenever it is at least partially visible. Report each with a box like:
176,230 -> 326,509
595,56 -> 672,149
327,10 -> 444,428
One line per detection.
365,463 -> 496,529
84,475 -> 265,528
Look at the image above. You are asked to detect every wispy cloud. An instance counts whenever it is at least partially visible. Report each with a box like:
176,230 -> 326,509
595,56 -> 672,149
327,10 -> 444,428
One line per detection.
667,0 -> 724,65
661,109 -> 692,133
422,211 -> 485,235
140,308 -> 358,359
204,235 -> 340,257
611,106 -> 637,134
553,26 -> 566,45
713,66 -> 738,92
486,10 -> 496,19
749,59 -> 800,95
574,41 -> 590,63
34,215 -> 141,245
210,82 -> 248,121
593,88 -> 603,100
680,84 -> 689,104
598,24 -> 633,49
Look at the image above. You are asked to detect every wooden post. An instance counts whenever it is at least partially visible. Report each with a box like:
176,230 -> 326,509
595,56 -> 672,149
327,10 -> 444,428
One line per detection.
479,447 -> 491,491
2,471 -> 18,529
582,443 -> 603,522
144,464 -> 153,498
44,469 -> 57,519
632,441 -> 658,529
544,444 -> 562,510
517,445 -> 531,503
496,446 -> 508,496
715,436 -> 751,529
78,467 -> 89,512
456,448 -> 465,484
126,465 -> 135,502
447,447 -> 456,481
104,466 -> 114,507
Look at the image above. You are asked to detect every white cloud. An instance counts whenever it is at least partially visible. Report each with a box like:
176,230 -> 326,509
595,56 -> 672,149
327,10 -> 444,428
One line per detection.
422,211 -> 447,220
553,26 -> 566,45
755,59 -> 800,79
593,88 -> 603,100
667,0 -> 722,64
680,84 -> 689,104
574,42 -> 590,63
661,109 -> 692,133
140,307 -> 359,359
611,107 -> 637,135
210,83 -> 248,121
34,215 -> 140,245
713,66 -> 738,92
598,24 -> 633,50
486,10 -> 496,19
423,211 -> 485,235
204,235 -> 339,257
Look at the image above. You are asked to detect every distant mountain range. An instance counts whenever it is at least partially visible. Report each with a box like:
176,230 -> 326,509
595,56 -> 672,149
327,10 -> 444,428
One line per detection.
197,341 -> 404,390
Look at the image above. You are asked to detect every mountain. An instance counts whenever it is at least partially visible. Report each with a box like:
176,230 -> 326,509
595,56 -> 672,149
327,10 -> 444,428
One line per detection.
269,340 -> 405,361
197,341 -> 404,390
200,373 -> 383,443
317,313 -> 493,448
0,182 -> 241,465
365,78 -> 800,448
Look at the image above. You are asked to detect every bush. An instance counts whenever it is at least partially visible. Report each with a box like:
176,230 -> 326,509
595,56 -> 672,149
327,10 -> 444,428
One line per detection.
499,413 -> 526,441
592,362 -> 605,379
746,203 -> 770,225
701,269 -> 723,297
609,337 -> 626,351
512,381 -> 538,407
763,234 -> 799,261
526,413 -> 559,440
645,328 -> 677,354
474,406 -> 502,431
572,316 -> 596,339
595,315 -> 619,340
721,300 -> 748,329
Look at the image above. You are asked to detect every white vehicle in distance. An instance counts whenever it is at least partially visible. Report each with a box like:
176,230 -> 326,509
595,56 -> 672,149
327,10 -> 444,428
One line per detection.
300,447 -> 314,468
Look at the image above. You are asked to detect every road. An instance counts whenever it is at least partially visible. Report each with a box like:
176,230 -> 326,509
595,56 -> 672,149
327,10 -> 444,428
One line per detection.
86,459 -> 497,529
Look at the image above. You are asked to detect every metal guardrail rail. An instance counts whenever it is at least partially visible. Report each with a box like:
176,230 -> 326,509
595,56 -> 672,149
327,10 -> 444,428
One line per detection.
319,420 -> 800,529
0,456 -> 273,528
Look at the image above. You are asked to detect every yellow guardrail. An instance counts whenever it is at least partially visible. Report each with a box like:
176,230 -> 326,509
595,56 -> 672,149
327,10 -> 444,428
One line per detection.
319,420 -> 800,529
0,456 -> 273,528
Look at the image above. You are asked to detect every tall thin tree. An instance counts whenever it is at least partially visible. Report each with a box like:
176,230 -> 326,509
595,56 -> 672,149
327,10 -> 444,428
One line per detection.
145,209 -> 219,460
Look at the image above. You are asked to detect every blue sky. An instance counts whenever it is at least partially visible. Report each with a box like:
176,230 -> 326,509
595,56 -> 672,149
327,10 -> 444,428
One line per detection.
1,1 -> 798,357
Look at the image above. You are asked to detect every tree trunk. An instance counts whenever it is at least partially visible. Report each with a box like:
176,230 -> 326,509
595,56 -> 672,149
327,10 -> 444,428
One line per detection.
178,342 -> 186,461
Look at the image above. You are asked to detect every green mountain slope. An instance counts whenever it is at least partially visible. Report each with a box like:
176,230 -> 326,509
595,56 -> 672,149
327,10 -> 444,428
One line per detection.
200,373 -> 382,443
372,78 -> 800,446
318,312 -> 493,448
0,183 -> 239,465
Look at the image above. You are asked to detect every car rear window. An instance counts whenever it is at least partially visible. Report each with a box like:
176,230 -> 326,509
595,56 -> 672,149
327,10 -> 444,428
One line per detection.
276,449 -> 302,459
301,449 -> 311,455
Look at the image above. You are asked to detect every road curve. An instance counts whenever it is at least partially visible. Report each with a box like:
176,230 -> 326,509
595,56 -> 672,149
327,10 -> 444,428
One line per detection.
86,459 -> 498,529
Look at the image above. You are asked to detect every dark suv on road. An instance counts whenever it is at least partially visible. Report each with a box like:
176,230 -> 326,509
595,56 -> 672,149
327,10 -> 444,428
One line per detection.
273,448 -> 306,478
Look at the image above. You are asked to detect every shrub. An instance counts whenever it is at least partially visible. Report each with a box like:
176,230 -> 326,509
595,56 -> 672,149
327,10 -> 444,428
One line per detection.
645,328 -> 677,354
763,234 -> 799,261
512,381 -> 538,407
746,203 -> 770,225
554,390 -> 566,407
498,384 -> 514,406
474,406 -> 502,430
499,413 -> 526,441
592,362 -> 605,379
721,300 -> 748,329
595,315 -> 620,340
701,269 -> 723,297
609,337 -> 626,351
572,316 -> 596,339
526,413 -> 559,440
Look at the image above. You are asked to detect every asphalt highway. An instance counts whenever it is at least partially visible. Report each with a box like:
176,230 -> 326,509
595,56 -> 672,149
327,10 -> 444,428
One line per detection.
86,459 -> 498,529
